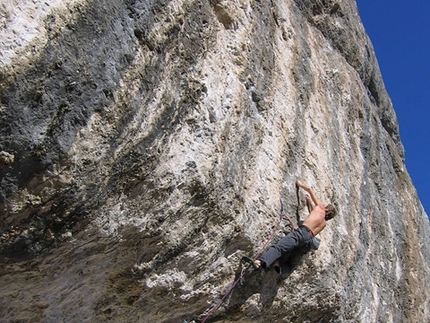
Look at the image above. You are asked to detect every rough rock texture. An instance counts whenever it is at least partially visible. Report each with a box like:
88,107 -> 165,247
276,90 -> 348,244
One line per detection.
0,0 -> 429,322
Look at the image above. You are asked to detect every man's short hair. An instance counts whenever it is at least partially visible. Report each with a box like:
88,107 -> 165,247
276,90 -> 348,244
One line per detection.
325,204 -> 337,220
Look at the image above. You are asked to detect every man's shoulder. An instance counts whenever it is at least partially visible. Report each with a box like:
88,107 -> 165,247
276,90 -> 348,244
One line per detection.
310,205 -> 325,216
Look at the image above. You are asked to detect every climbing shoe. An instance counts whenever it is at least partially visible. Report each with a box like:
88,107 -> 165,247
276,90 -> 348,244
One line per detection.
241,256 -> 260,270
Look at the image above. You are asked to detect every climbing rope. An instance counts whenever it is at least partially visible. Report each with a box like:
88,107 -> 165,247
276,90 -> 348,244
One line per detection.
200,202 -> 295,323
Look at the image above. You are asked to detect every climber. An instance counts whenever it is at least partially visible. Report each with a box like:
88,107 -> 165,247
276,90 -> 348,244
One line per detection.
243,180 -> 337,274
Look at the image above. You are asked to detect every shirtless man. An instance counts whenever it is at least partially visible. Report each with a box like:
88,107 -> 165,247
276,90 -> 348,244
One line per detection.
298,179 -> 336,236
243,180 -> 337,273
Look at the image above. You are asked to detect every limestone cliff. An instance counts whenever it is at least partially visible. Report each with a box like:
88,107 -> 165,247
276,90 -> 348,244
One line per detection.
0,0 -> 429,322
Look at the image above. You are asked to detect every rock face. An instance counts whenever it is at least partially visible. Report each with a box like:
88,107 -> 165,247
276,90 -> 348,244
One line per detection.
0,0 -> 429,322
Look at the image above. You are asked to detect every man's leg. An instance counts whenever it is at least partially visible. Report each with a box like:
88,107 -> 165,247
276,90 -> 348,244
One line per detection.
259,231 -> 301,268
286,244 -> 311,272
274,250 -> 293,274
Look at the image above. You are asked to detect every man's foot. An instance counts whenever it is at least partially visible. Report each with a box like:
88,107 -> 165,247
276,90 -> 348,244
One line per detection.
241,256 -> 261,270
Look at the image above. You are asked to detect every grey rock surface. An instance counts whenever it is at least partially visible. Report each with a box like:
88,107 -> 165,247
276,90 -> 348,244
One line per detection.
0,0 -> 429,322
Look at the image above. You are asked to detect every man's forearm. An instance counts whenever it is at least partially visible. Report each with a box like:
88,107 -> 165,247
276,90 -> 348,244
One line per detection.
306,195 -> 314,213
296,180 -> 311,192
297,180 -> 322,207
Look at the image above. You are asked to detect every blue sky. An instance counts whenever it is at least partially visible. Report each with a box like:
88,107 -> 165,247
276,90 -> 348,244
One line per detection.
356,0 -> 430,219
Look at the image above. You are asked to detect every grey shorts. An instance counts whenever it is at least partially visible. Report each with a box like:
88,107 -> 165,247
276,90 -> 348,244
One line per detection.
259,226 -> 319,268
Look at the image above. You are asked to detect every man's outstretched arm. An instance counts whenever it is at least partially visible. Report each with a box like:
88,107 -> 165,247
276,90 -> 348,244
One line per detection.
306,194 -> 314,213
296,180 -> 323,208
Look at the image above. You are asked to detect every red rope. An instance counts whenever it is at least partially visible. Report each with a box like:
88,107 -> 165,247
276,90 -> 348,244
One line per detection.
200,212 -> 291,323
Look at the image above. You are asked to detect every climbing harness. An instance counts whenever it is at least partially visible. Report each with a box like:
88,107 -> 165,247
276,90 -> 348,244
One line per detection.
200,201 -> 295,323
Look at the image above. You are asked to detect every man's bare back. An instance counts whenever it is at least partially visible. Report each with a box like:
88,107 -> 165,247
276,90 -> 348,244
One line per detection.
297,180 -> 329,236
302,205 -> 326,235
